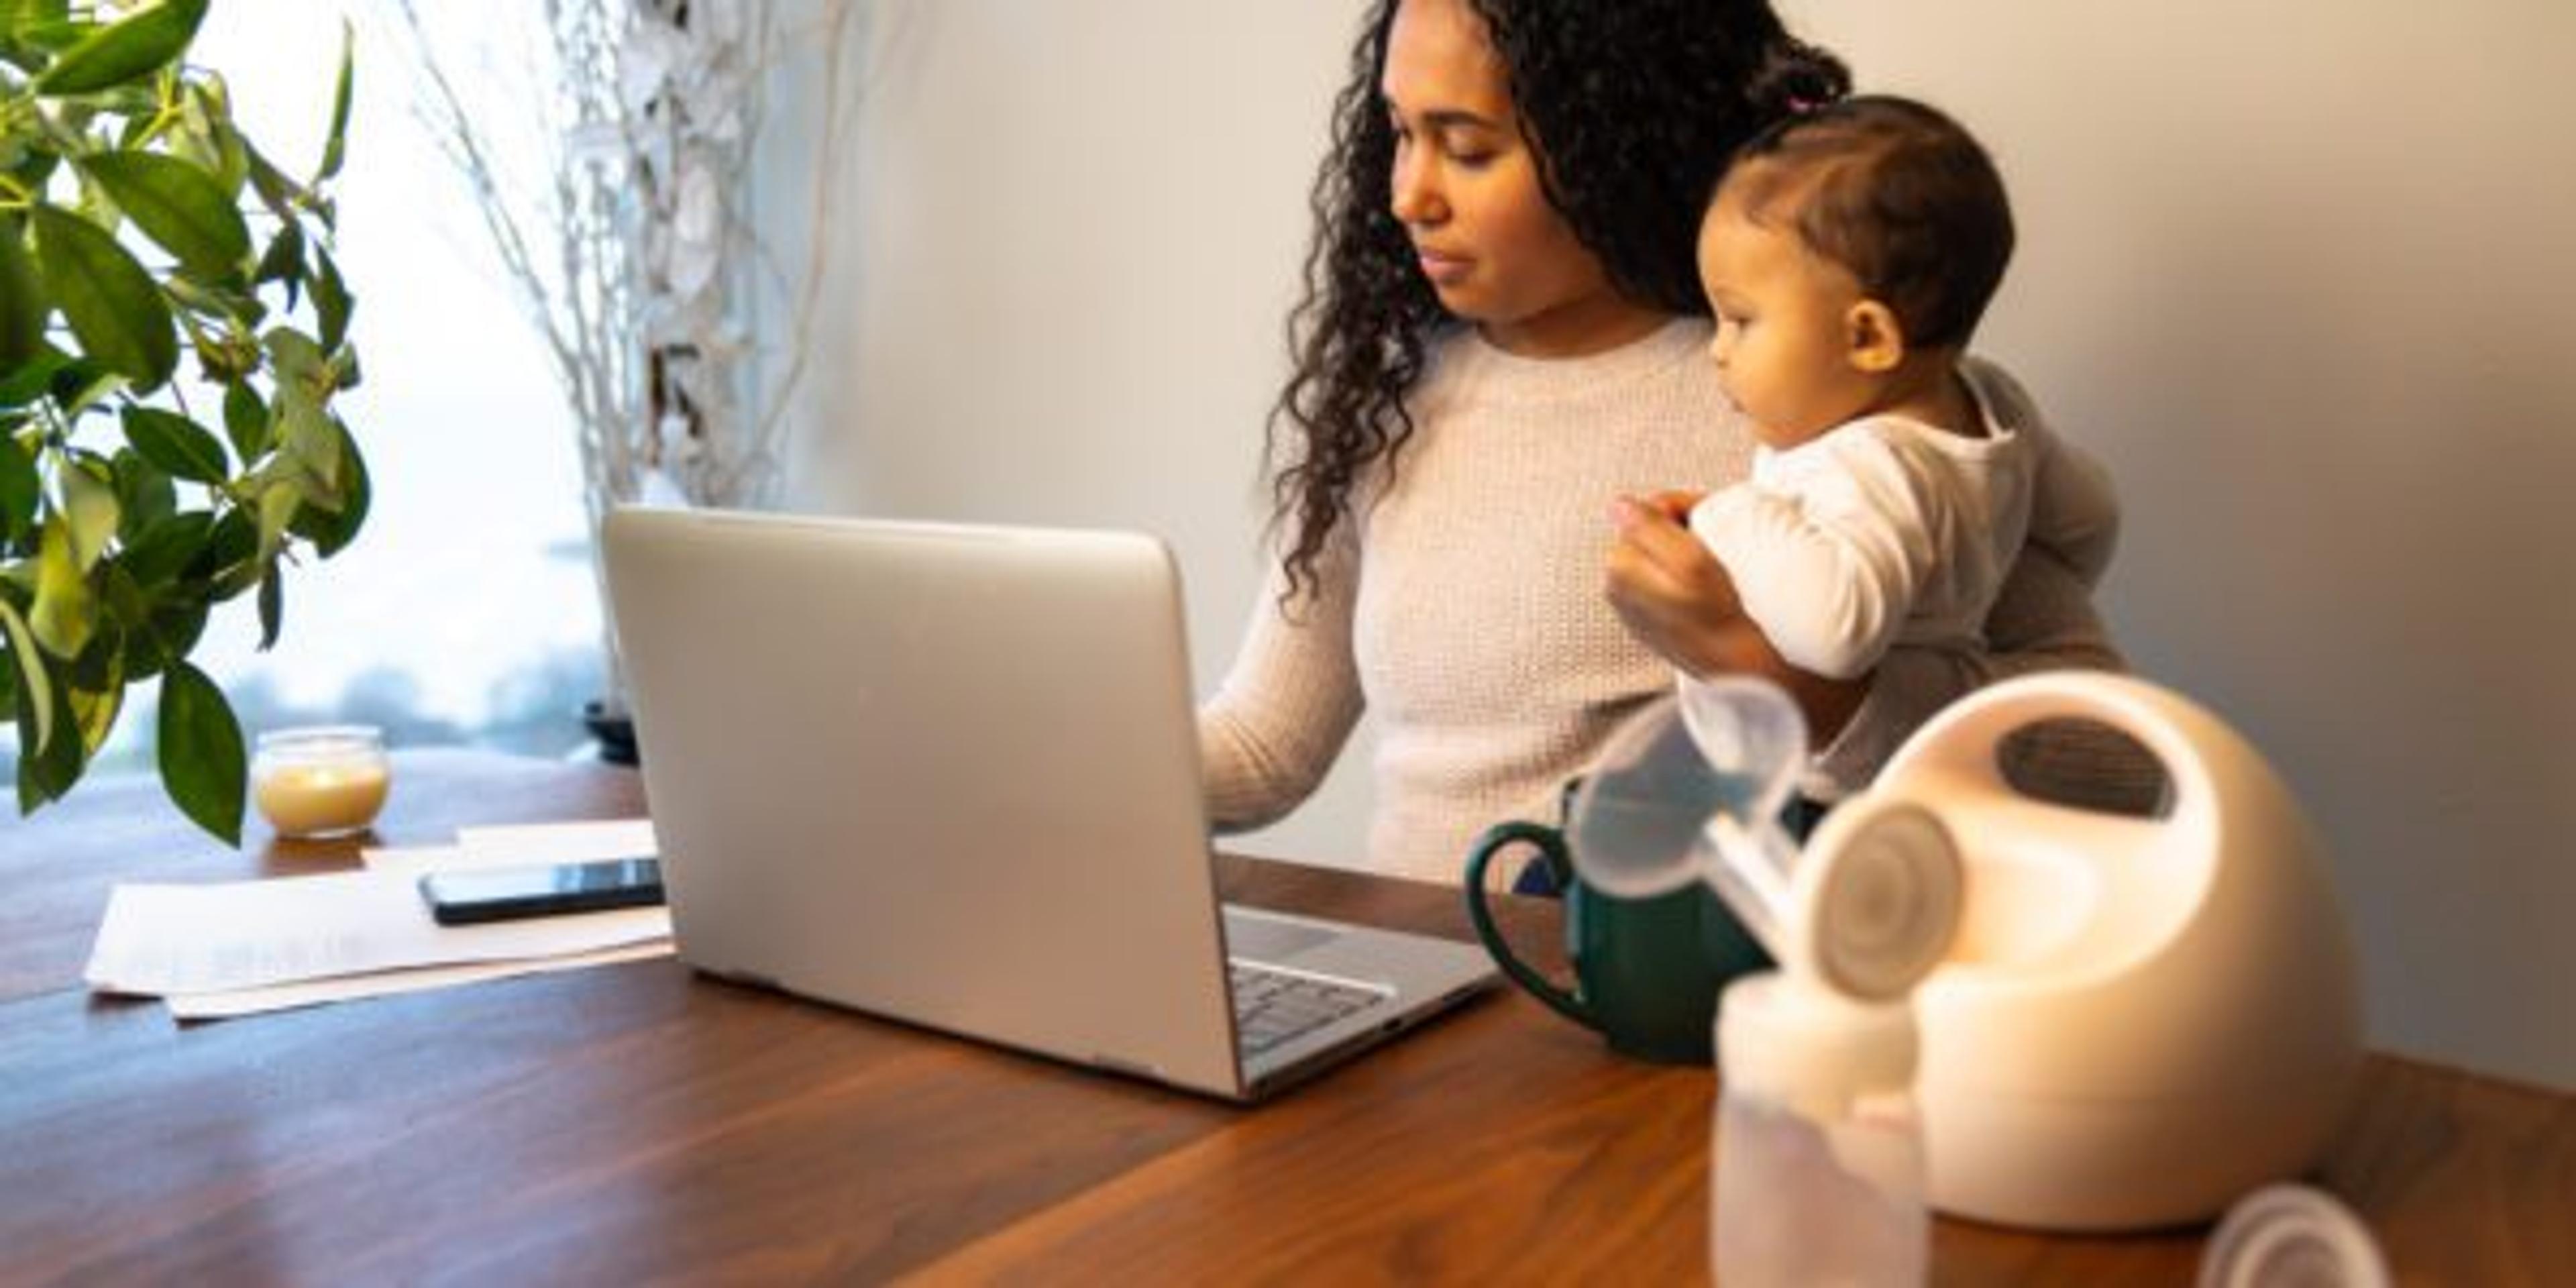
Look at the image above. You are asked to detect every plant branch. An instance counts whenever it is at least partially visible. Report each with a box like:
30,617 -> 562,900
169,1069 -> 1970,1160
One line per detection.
388,0 -> 869,705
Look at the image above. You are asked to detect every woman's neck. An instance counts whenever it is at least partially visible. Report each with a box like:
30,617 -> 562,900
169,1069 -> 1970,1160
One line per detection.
1475,294 -> 1672,359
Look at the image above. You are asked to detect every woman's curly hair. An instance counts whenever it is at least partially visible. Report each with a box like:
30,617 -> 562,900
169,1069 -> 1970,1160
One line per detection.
1266,0 -> 1847,604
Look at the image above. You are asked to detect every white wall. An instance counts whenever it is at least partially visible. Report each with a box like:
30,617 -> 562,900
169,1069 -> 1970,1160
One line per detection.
765,0 -> 1383,867
770,1 -> 2576,1087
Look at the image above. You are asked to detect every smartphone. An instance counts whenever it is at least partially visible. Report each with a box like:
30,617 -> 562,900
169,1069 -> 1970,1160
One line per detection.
418,857 -> 666,926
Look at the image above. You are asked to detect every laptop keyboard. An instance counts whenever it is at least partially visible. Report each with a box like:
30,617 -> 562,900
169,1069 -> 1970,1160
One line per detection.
1230,962 -> 1387,1057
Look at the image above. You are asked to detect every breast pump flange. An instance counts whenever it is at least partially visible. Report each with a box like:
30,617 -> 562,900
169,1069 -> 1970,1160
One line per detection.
1589,672 -> 2367,1234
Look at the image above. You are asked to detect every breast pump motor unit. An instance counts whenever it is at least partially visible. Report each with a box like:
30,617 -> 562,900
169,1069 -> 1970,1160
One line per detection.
1578,672 -> 2366,1233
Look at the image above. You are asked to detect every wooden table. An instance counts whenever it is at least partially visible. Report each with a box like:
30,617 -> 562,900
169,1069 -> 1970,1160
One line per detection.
1,751 -> 2567,1285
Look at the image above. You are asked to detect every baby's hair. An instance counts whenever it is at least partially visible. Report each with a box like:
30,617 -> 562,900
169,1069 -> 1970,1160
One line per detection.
1720,95 -> 2013,350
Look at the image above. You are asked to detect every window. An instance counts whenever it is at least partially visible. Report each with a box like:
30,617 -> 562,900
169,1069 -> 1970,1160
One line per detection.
68,3 -> 606,781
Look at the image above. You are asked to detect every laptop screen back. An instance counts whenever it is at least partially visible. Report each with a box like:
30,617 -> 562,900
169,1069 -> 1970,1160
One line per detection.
602,508 -> 1244,1094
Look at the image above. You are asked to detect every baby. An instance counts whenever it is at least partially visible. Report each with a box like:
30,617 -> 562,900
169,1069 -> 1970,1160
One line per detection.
1683,95 -> 2118,796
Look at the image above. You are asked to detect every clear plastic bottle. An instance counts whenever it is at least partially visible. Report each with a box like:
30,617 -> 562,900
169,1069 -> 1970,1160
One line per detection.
1712,969 -> 1927,1287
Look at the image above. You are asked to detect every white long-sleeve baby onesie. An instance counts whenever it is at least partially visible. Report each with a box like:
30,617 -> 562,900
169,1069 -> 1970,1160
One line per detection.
1688,356 -> 2118,682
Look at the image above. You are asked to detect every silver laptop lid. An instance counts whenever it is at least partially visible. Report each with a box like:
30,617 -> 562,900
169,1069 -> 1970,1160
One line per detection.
602,507 -> 1243,1095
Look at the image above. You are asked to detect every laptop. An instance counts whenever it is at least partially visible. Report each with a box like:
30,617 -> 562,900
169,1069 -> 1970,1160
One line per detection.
600,506 -> 1498,1101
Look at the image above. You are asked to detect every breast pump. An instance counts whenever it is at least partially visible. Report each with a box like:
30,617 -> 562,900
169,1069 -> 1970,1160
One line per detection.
1571,672 -> 2366,1237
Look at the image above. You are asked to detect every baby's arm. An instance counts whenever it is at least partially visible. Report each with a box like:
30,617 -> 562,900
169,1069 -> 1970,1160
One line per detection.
1605,492 -> 1870,740
1686,430 -> 1943,680
1613,492 -> 1746,620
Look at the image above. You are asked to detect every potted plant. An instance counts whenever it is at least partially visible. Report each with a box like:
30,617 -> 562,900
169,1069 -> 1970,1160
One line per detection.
2,0 -> 364,843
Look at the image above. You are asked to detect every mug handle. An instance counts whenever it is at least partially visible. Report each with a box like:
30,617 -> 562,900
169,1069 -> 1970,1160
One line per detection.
1463,821 -> 1597,1032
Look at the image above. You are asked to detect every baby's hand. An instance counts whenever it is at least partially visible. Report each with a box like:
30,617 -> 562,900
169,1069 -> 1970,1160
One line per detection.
1605,491 -> 1745,675
1615,489 -> 1704,528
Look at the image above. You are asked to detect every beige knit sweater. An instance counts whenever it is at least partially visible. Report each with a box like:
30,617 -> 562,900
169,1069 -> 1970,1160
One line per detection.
1197,320 -> 2122,883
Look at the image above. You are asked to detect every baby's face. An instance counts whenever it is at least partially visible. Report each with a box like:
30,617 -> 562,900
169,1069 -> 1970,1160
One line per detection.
1696,189 -> 1879,450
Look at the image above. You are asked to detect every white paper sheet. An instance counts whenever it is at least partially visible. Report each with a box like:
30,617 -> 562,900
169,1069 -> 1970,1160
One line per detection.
85,817 -> 680,1020
165,941 -> 674,1020
86,869 -> 669,998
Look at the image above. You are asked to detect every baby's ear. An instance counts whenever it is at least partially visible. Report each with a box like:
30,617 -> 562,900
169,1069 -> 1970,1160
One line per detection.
1845,300 -> 1907,374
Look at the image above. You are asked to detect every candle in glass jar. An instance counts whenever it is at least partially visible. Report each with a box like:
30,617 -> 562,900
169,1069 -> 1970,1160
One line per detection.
252,726 -> 392,839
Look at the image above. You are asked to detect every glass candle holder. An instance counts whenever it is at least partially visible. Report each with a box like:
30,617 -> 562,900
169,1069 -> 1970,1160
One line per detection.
252,725 -> 392,839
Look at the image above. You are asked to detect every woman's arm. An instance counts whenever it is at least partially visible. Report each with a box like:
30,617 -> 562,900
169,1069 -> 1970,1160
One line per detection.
2025,423 -> 2122,588
1811,541 -> 2125,788
1197,535 -> 1368,833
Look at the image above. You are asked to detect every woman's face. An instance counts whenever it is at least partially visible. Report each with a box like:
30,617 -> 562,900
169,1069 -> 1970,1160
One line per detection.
1380,0 -> 1660,358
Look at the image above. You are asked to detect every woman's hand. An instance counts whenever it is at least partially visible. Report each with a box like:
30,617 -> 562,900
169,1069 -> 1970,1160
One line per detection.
1605,491 -> 1740,664
1605,490 -> 1870,741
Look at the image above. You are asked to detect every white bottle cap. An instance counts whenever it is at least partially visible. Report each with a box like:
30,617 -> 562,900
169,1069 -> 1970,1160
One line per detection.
1718,971 -> 1918,1120
2196,1184 -> 2390,1288
1792,799 -> 1964,1004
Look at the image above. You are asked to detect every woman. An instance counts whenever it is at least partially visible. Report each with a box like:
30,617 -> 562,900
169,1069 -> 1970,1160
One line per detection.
1198,0 -> 2124,883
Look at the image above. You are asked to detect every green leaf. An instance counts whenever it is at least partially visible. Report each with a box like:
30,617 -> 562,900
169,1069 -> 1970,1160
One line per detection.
97,557 -> 153,659
0,215 -> 43,371
67,637 -> 119,753
116,508 -> 210,587
186,504 -> 252,587
251,221 -> 304,288
262,326 -> 324,395
66,607 -> 117,684
254,557 -> 280,649
28,205 -> 178,392
147,595 -> 205,663
30,0 -> 207,97
160,272 -> 264,328
5,1 -> 73,43
4,143 -> 64,199
221,379 -> 268,460
238,138 -> 307,224
174,80 -> 250,200
0,432 -> 34,543
0,594 -> 53,756
28,517 -> 92,658
120,405 -> 227,484
253,474 -> 297,564
316,19 -> 353,182
57,453 -> 117,570
46,357 -> 125,419
289,417 -> 366,556
16,655 -> 83,811
155,657 -> 242,845
311,246 -> 351,355
108,446 -> 174,537
0,345 -> 69,409
9,1 -> 81,56
78,150 -> 252,277
275,395 -> 338,500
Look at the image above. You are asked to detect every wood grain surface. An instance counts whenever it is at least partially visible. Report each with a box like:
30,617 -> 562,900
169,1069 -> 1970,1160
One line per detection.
0,753 -> 2565,1285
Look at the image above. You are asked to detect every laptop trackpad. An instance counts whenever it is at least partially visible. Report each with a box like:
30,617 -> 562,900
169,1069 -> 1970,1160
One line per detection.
1224,909 -> 1338,962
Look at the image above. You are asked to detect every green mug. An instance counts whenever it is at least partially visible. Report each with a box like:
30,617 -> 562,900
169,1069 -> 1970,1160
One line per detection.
1462,799 -> 1772,1065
